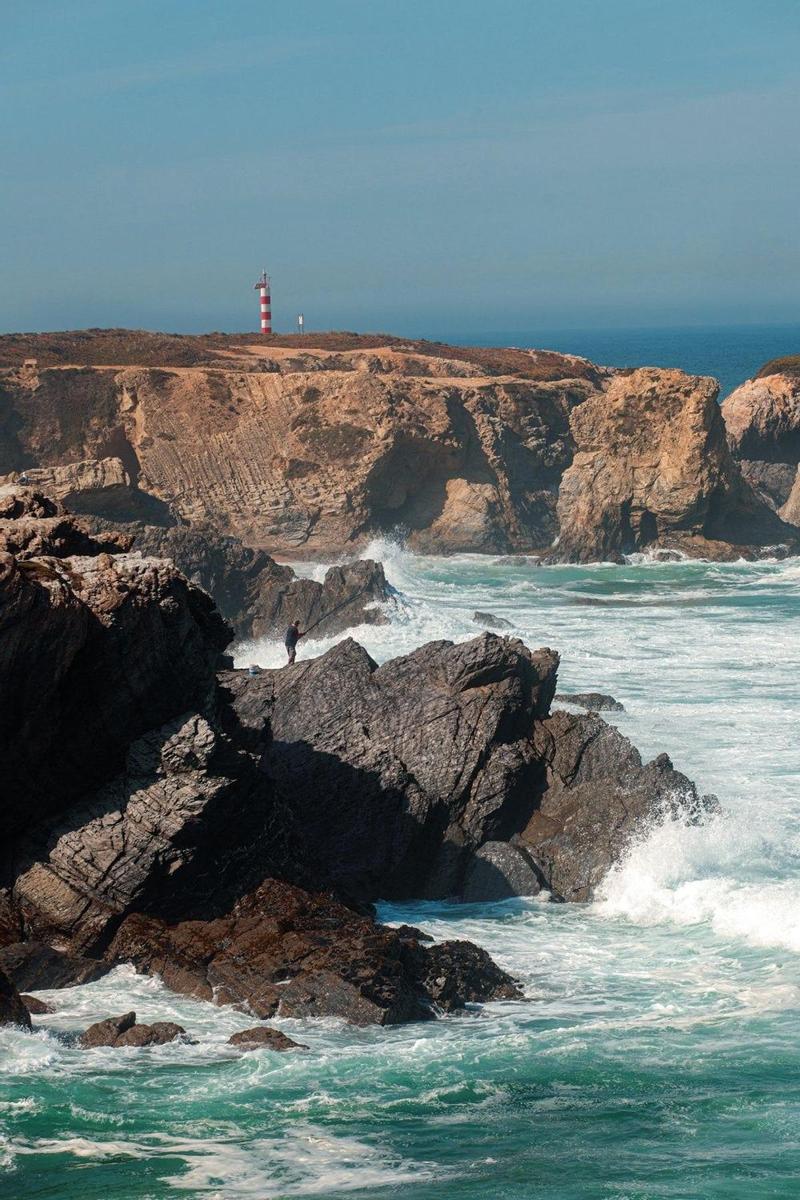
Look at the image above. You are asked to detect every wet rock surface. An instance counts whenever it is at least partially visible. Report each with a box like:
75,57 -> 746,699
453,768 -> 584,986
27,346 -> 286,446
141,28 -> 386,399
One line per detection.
0,966 -> 31,1028
555,691 -> 625,712
79,1011 -> 186,1048
461,841 -> 546,902
107,879 -> 521,1026
20,995 -> 54,1015
520,711 -> 712,901
228,1027 -> 307,1051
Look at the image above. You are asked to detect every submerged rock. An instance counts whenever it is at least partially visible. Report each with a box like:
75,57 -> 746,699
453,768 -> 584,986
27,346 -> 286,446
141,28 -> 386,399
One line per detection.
228,1027 -> 307,1051
472,610 -> 513,630
555,691 -> 625,712
79,1011 -> 186,1048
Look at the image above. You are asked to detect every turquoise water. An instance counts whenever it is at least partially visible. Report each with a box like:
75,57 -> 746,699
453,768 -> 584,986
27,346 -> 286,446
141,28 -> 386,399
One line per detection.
4,549 -> 800,1198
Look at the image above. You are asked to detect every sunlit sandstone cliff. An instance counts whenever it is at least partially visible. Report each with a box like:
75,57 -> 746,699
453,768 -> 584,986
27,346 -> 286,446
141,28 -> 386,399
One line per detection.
0,330 -> 794,560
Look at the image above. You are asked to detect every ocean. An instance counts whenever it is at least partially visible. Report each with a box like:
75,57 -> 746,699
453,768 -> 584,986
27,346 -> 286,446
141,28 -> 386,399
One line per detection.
2,326 -> 800,1200
4,547 -> 800,1199
444,322 -> 800,399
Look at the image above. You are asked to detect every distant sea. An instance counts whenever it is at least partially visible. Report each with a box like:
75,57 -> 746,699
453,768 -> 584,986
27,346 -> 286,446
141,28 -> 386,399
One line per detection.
443,323 -> 800,398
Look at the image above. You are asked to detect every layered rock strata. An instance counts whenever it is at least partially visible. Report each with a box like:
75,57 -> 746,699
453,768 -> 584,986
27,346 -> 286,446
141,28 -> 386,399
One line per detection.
1,330 -> 789,560
556,369 -> 796,562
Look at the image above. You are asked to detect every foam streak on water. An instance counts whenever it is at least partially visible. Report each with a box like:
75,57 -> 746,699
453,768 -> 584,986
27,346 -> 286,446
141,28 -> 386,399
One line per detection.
4,547 -> 800,1198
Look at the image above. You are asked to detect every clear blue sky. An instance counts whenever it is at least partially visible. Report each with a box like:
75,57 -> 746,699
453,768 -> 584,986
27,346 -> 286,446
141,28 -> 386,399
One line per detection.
3,0 -> 799,335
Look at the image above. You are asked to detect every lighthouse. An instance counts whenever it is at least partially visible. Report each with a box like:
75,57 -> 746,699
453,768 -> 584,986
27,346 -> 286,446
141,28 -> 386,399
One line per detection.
254,270 -> 272,335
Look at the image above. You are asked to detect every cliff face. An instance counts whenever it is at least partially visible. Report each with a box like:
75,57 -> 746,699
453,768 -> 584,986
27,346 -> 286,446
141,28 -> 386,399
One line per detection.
721,369 -> 800,526
0,339 -> 602,556
556,369 -> 796,561
1,330 -> 789,560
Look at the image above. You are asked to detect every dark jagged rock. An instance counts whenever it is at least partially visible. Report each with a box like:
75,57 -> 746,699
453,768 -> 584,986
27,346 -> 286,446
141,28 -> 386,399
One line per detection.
519,711 -> 711,901
0,488 -> 231,838
411,938 -> 520,1010
77,1011 -> 185,1047
555,691 -> 625,712
0,492 -> 715,1026
11,711 -> 289,955
0,967 -> 31,1028
79,1011 -> 185,1047
0,942 -> 111,991
473,610 -> 513,629
107,879 -> 521,1026
0,889 -> 23,946
461,841 -> 546,902
115,1021 -> 186,1047
228,1027 -> 307,1051
20,995 -> 54,1015
80,517 -> 392,641
79,1011 -> 137,1047
225,633 -> 560,900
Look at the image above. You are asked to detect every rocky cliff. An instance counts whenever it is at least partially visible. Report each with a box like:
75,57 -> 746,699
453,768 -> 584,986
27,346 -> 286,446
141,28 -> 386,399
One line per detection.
0,488 -> 715,1030
557,369 -> 796,561
1,329 -> 788,561
721,362 -> 800,527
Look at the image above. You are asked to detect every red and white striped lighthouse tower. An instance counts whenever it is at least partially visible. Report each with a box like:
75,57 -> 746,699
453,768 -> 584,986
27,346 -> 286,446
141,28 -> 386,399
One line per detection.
254,269 -> 272,335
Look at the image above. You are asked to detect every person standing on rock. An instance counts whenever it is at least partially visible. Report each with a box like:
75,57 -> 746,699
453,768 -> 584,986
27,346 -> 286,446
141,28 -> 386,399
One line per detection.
284,620 -> 303,665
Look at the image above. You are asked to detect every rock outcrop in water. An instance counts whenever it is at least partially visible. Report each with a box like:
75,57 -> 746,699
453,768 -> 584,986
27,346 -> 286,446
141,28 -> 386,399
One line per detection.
0,328 -> 789,561
107,879 -> 520,1025
519,711 -> 708,901
79,1011 -> 186,1048
556,369 -> 796,561
0,487 -> 714,1024
227,634 -> 559,900
721,363 -> 800,527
